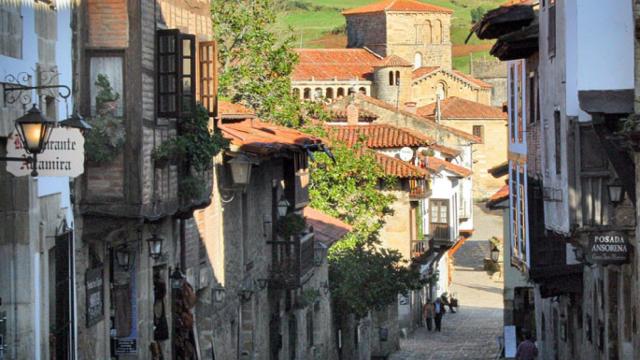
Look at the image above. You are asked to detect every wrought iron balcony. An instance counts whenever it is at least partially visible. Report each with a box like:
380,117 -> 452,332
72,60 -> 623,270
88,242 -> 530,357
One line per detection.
409,178 -> 428,199
431,224 -> 451,242
411,239 -> 429,258
269,233 -> 315,289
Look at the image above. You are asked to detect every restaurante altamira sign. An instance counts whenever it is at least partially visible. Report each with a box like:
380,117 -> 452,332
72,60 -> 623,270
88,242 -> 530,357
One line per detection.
6,127 -> 85,177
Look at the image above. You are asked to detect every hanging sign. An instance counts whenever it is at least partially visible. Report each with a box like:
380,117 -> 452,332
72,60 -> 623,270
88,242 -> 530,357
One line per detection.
587,231 -> 630,265
6,128 -> 85,177
85,267 -> 104,327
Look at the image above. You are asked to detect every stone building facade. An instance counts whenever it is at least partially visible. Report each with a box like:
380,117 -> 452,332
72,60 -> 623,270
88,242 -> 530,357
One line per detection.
0,2 -> 76,359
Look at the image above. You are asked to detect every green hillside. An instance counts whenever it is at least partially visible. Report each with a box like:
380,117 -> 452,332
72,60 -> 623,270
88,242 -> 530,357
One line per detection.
274,0 -> 503,73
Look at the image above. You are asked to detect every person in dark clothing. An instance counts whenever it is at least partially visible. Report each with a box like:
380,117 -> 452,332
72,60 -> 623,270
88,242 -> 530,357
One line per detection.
423,302 -> 434,331
516,332 -> 538,360
434,298 -> 445,331
441,293 -> 456,313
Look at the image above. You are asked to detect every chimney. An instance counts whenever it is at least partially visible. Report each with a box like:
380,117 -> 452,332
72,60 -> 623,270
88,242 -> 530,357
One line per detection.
404,102 -> 417,113
346,103 -> 359,125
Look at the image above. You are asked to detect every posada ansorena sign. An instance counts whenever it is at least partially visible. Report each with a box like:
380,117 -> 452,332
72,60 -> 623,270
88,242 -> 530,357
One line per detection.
588,231 -> 630,265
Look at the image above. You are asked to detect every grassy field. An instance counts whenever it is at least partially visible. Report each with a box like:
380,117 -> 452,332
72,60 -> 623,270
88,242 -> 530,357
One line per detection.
274,0 -> 503,73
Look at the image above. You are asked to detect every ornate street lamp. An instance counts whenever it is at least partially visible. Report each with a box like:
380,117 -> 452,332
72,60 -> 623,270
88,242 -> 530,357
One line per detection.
1,104 -> 56,176
147,234 -> 164,260
60,112 -> 92,133
277,196 -> 290,218
314,241 -> 327,267
607,179 -> 624,205
114,245 -> 131,271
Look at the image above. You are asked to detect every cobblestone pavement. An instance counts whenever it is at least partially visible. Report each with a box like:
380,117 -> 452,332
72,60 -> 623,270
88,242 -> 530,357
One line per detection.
389,205 -> 504,360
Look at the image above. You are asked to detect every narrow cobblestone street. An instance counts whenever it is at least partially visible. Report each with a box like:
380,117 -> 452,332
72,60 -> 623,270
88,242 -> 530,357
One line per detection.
390,206 -> 504,360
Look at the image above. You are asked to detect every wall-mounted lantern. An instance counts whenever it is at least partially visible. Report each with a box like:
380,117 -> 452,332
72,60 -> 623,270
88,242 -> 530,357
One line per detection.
114,245 -> 131,271
228,154 -> 253,187
314,242 -> 327,267
0,104 -> 55,176
607,179 -> 624,205
238,288 -> 253,302
277,196 -> 290,218
60,112 -> 92,133
146,234 -> 164,260
490,247 -> 500,262
255,278 -> 269,291
212,284 -> 226,303
170,267 -> 184,289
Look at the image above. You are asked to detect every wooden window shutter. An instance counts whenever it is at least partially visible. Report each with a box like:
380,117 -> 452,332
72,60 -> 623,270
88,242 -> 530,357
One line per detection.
199,41 -> 218,117
178,34 -> 196,118
157,29 -> 180,117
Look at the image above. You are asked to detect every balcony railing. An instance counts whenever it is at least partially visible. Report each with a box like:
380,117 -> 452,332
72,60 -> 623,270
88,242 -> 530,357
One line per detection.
409,179 -> 428,199
431,224 -> 451,242
411,239 -> 429,258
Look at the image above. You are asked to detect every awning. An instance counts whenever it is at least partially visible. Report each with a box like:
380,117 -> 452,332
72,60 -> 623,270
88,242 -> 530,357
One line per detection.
468,4 -> 535,42
490,22 -> 539,61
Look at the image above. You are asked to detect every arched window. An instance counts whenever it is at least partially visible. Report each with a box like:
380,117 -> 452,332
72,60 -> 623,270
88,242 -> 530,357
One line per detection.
358,87 -> 366,95
433,20 -> 443,44
424,21 -> 432,44
395,71 -> 400,86
436,81 -> 447,100
389,71 -> 394,86
414,52 -> 423,69
314,88 -> 323,100
337,87 -> 345,98
293,88 -> 301,99
303,88 -> 311,100
326,88 -> 334,99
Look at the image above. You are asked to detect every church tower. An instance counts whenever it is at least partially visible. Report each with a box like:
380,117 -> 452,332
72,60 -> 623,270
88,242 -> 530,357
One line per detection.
343,0 -> 453,69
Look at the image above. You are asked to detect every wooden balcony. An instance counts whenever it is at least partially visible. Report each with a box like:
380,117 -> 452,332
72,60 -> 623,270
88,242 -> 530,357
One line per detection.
431,224 -> 451,242
409,179 -> 428,199
269,233 -> 315,289
411,239 -> 429,258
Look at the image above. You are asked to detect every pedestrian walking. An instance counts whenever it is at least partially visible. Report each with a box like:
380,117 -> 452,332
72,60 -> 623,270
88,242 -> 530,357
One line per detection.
516,332 -> 538,360
423,301 -> 435,331
441,292 -> 456,313
434,298 -> 445,332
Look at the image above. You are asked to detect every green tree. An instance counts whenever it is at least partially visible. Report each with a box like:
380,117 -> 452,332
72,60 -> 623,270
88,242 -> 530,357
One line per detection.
211,0 -> 302,127
308,138 -> 423,318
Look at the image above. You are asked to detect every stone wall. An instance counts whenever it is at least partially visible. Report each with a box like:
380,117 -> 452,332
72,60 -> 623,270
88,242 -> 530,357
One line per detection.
373,66 -> 412,107
471,57 -> 507,107
87,0 -> 129,48
380,186 -> 413,261
439,119 -> 508,199
386,12 -> 452,69
412,70 -> 492,107
346,13 -> 387,57
0,3 -> 22,58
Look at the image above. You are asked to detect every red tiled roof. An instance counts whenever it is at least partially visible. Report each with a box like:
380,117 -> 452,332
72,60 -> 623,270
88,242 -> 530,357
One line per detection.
292,49 -> 383,81
417,96 -> 507,120
220,119 -> 322,156
486,184 -> 509,208
327,124 -> 434,149
412,66 -> 439,80
343,0 -> 453,15
355,94 -> 482,143
218,101 -> 256,118
304,207 -> 352,247
452,70 -> 493,88
375,152 -> 429,178
424,156 -> 472,177
431,143 -> 461,158
376,55 -> 413,67
329,108 -> 379,122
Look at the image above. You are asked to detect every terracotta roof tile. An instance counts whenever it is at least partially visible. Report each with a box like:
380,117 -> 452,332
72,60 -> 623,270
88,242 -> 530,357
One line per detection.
304,207 -> 352,247
412,66 -> 439,80
376,55 -> 413,67
355,94 -> 482,143
343,0 -> 453,15
329,108 -> 379,122
327,124 -> 434,149
220,119 -> 322,156
423,156 -> 472,177
292,48 -> 383,81
375,152 -> 429,178
417,96 -> 507,120
486,184 -> 509,208
218,101 -> 256,118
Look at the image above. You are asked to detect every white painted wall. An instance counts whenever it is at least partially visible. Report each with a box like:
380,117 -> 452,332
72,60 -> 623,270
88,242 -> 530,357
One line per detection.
576,0 -> 634,92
